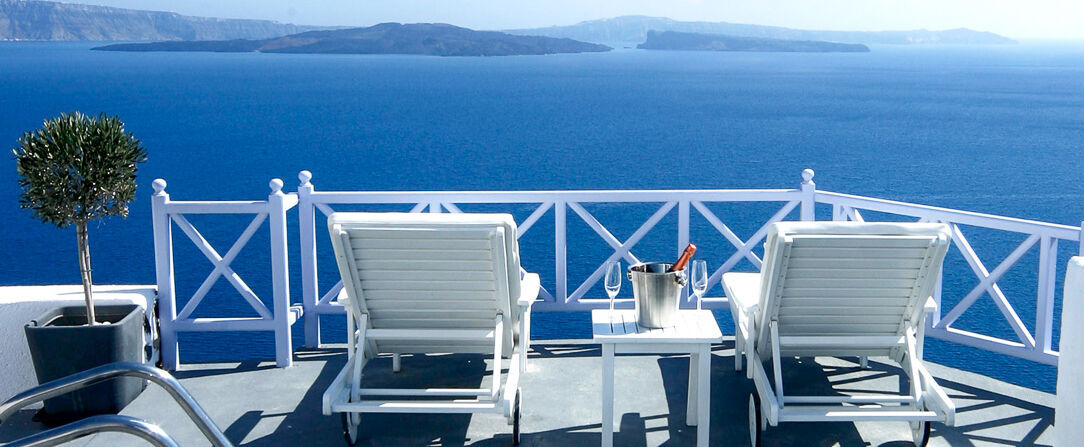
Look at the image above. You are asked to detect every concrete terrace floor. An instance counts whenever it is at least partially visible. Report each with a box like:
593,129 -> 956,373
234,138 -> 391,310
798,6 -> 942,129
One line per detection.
0,340 -> 1054,447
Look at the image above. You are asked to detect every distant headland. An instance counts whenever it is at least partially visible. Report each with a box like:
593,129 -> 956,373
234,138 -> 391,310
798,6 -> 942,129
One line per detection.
638,31 -> 870,52
2,2 -> 1017,49
93,23 -> 612,56
506,16 -> 1017,46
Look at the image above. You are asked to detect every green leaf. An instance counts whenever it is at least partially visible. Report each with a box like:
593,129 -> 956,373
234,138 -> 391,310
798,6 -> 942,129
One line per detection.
13,112 -> 147,228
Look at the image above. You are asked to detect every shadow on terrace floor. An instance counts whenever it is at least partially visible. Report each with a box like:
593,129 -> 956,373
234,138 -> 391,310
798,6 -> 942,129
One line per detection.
0,341 -> 1056,447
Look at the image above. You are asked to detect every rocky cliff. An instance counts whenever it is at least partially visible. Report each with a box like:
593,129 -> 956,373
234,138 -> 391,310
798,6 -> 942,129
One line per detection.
0,0 -> 320,41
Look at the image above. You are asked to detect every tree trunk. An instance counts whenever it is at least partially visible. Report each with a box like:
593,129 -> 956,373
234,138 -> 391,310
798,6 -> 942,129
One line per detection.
76,221 -> 96,325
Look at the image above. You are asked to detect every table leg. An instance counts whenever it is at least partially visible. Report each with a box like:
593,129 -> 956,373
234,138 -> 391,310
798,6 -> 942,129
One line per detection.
686,351 -> 698,426
696,344 -> 710,447
602,343 -> 614,447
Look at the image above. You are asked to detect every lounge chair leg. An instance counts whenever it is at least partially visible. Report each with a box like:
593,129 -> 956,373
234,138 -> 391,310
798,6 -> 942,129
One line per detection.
393,354 -> 401,373
734,336 -> 744,372
519,346 -> 528,374
522,309 -> 531,372
859,356 -> 869,369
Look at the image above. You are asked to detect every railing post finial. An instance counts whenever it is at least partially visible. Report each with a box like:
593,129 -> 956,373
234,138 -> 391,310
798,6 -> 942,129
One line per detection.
299,170 -> 312,187
152,179 -> 167,196
269,178 -> 284,195
800,169 -> 816,221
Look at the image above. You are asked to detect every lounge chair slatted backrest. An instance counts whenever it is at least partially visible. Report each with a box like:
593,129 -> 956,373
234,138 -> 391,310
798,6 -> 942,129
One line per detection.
754,222 -> 950,358
329,212 -> 521,357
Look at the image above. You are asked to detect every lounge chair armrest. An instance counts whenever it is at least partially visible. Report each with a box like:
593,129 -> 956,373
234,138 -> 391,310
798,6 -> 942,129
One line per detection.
721,272 -> 761,314
518,273 -> 540,307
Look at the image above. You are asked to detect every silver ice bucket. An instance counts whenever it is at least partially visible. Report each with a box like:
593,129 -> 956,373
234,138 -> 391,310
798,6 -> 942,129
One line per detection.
627,262 -> 687,328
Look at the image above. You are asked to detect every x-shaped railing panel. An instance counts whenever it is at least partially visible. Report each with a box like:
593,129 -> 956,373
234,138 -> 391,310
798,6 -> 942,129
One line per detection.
936,225 -> 1038,348
566,201 -> 675,302
172,213 -> 273,320
698,201 -> 799,293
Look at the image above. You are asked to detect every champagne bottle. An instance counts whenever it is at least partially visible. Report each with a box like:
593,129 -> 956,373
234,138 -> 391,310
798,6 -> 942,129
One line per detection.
669,243 -> 697,272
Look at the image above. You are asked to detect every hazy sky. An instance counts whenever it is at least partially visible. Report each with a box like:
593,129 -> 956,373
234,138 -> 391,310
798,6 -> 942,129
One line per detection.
65,0 -> 1084,39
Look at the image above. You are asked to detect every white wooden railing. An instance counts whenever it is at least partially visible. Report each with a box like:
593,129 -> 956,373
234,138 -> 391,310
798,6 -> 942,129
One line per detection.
296,170 -> 817,348
151,169 -> 1081,369
819,192 -> 1082,365
151,178 -> 300,370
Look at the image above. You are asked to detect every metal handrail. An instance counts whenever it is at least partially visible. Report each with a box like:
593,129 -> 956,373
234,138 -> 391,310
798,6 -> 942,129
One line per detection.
0,362 -> 232,447
4,414 -> 179,447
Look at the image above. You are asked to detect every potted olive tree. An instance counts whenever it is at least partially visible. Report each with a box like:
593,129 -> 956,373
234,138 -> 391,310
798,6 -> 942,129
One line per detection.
14,112 -> 148,421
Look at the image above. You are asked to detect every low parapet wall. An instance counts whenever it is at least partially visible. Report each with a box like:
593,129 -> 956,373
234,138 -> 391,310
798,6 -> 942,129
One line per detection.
1058,257 -> 1084,445
0,285 -> 156,405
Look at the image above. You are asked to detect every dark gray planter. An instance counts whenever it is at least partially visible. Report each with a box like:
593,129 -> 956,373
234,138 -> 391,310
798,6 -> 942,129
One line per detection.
24,304 -> 146,422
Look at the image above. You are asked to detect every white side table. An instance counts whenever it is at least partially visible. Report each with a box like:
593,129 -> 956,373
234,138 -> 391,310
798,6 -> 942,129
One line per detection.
592,309 -> 722,447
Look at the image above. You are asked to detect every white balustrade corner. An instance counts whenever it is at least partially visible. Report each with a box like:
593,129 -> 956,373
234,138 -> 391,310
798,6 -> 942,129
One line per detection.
818,192 -> 1080,365
151,169 -> 1083,368
151,178 -> 300,370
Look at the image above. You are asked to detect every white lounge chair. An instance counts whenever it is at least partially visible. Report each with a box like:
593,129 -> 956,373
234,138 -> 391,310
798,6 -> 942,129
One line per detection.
722,222 -> 955,447
321,212 -> 538,446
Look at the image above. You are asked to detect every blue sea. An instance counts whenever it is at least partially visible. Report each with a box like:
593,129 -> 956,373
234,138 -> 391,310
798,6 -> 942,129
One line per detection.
1,42 -> 1082,393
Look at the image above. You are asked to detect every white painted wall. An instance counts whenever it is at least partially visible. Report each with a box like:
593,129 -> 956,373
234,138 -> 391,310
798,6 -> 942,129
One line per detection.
0,285 -> 156,405
1058,256 -> 1084,446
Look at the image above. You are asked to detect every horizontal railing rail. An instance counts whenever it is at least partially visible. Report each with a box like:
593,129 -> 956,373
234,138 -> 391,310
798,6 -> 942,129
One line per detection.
818,191 -> 1081,239
152,179 -> 300,370
303,189 -> 803,203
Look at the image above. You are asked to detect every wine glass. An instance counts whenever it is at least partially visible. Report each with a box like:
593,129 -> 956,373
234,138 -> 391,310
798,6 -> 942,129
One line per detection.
604,261 -> 621,312
691,260 -> 708,310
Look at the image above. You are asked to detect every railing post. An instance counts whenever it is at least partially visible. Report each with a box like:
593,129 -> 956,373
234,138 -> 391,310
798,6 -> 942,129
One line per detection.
298,171 -> 319,348
555,200 -> 567,303
1036,236 -> 1058,353
1079,220 -> 1083,256
267,179 -> 293,367
151,179 -> 179,370
800,169 -> 816,221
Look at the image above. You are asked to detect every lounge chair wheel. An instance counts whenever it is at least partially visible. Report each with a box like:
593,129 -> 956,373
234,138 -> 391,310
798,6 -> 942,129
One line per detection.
512,387 -> 522,445
341,412 -> 361,446
910,421 -> 931,447
748,394 -> 763,447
